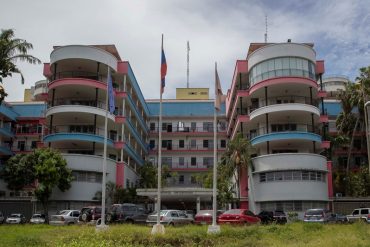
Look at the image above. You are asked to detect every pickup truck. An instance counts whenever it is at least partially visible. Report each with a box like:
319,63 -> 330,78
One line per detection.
346,208 -> 370,223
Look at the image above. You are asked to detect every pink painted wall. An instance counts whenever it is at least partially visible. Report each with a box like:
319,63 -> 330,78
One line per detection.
327,161 -> 333,198
116,162 -> 125,187
226,60 -> 248,116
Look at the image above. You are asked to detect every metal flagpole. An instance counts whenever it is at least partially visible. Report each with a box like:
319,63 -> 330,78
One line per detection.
97,66 -> 109,230
152,34 -> 165,234
208,62 -> 220,234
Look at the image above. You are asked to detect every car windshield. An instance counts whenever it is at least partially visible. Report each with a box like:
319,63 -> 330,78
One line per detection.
224,209 -> 242,215
32,214 -> 44,218
58,210 -> 71,215
306,209 -> 323,215
197,210 -> 212,215
151,211 -> 167,216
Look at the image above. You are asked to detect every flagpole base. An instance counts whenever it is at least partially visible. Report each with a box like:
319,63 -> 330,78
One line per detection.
207,224 -> 221,234
95,223 -> 109,232
151,223 -> 165,235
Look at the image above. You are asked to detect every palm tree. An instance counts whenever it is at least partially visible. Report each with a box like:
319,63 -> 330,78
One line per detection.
0,29 -> 41,103
222,133 -> 254,207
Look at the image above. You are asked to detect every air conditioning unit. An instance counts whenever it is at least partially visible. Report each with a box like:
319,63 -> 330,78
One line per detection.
336,193 -> 343,198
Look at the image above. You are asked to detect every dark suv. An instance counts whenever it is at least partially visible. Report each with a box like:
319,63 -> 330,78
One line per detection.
79,206 -> 103,223
106,203 -> 148,224
258,210 -> 287,224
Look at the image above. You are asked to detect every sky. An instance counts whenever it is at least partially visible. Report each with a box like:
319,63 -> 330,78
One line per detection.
1,0 -> 369,102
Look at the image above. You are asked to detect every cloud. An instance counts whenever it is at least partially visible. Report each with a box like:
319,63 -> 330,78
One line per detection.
1,0 -> 369,101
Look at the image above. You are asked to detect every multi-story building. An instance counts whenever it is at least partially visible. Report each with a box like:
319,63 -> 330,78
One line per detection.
39,44 -> 149,210
226,42 -> 332,214
322,76 -> 368,172
138,88 -> 227,211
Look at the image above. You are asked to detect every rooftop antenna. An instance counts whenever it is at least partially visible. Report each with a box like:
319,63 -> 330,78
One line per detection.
187,41 -> 190,88
264,15 -> 268,43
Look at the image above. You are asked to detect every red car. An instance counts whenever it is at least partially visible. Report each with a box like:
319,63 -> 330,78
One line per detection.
194,210 -> 224,225
218,209 -> 260,225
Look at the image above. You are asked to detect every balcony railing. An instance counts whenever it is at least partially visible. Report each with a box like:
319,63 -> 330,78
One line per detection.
245,96 -> 319,115
149,126 -> 227,133
47,98 -> 124,115
166,162 -> 213,169
46,125 -> 121,142
53,71 -> 103,81
246,123 -> 320,140
149,144 -> 226,151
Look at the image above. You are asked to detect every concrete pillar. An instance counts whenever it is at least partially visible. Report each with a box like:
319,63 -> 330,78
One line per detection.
196,197 -> 200,213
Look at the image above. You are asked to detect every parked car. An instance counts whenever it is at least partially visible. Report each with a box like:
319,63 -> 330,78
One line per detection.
49,210 -> 80,225
218,209 -> 260,225
106,203 -> 148,224
30,214 -> 46,224
346,208 -> 370,223
194,210 -> 224,225
258,210 -> 287,224
327,213 -> 348,224
303,208 -> 331,223
146,210 -> 194,226
79,206 -> 103,224
5,213 -> 26,224
0,211 -> 4,224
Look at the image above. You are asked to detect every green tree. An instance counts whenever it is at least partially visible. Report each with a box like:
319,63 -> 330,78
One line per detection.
346,167 -> 370,197
0,29 -> 41,103
138,161 -> 157,188
222,133 -> 253,206
31,148 -> 73,222
0,154 -> 35,191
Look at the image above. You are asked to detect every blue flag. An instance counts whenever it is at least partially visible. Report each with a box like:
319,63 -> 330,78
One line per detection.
108,69 -> 115,114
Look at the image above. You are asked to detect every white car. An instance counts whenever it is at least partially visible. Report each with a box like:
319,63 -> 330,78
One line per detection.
6,214 -> 26,224
30,214 -> 46,224
49,210 -> 80,225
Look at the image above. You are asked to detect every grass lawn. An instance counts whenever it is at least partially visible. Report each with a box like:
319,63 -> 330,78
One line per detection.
0,222 -> 369,247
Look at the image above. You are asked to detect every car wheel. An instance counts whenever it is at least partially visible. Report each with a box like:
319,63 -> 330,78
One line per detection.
81,213 -> 88,222
68,222 -> 74,225
106,214 -> 112,223
168,222 -> 175,227
125,219 -> 134,224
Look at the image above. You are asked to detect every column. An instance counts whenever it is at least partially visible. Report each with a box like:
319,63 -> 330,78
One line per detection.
196,197 -> 200,213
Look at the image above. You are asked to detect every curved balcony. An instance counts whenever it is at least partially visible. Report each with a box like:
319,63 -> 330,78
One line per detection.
248,43 -> 316,72
249,76 -> 318,95
250,103 -> 320,122
252,153 -> 327,172
149,144 -> 226,153
43,125 -> 116,147
33,80 -> 48,100
250,131 -> 322,146
46,101 -> 116,122
48,76 -> 107,91
50,45 -> 117,71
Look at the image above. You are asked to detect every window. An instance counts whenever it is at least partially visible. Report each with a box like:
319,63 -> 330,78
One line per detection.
126,179 -> 130,188
190,140 -> 196,149
260,173 -> 266,182
302,171 -> 309,180
220,140 -> 226,148
353,210 -> 359,215
179,140 -> 185,148
203,122 -> 213,132
162,157 -> 172,166
150,123 -> 156,131
17,141 -> 25,151
191,122 -> 196,131
179,175 -> 184,184
361,209 -> 369,215
179,157 -> 185,166
191,157 -> 197,166
149,140 -> 155,150
31,141 -> 37,149
203,157 -> 213,167
203,140 -> 213,149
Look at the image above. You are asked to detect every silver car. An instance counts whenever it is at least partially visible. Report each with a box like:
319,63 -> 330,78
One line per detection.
146,210 -> 194,226
49,210 -> 80,225
30,214 -> 46,224
304,208 -> 331,223
5,213 -> 26,224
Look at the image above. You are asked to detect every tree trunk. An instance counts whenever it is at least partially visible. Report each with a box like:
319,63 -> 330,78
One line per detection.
347,117 -> 360,175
